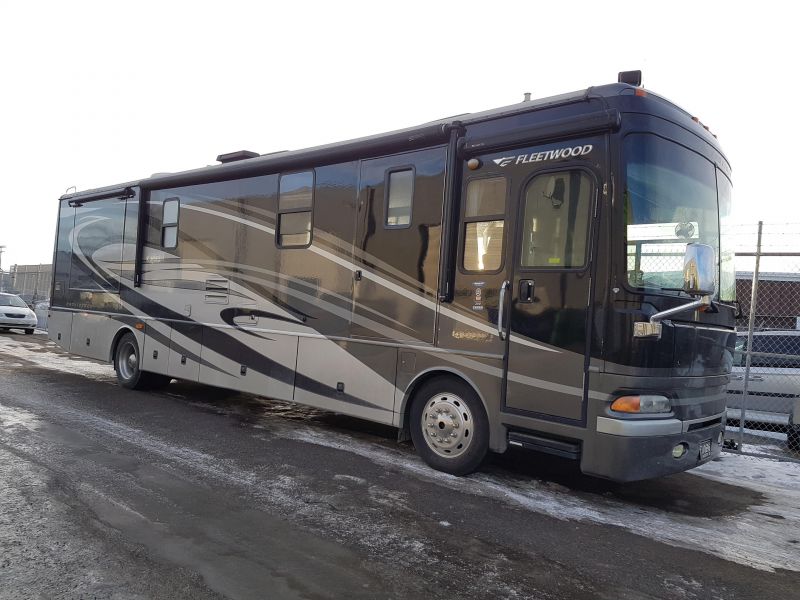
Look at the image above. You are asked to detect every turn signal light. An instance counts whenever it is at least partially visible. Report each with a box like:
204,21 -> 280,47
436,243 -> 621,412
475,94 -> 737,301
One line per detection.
611,395 -> 671,414
611,396 -> 641,413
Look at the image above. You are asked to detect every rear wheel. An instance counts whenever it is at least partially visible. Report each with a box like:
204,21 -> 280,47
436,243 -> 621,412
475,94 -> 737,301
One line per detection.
114,332 -> 171,390
409,376 -> 489,476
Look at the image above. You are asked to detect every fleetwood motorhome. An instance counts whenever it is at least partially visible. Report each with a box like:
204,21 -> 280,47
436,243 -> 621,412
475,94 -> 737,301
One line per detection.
49,71 -> 736,481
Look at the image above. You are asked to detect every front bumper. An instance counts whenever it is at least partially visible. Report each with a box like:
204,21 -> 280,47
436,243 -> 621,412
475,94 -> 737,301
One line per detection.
0,317 -> 36,328
581,416 -> 725,482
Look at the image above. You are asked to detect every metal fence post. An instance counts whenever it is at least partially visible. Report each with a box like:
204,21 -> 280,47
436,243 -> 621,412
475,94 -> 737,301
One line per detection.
738,221 -> 763,450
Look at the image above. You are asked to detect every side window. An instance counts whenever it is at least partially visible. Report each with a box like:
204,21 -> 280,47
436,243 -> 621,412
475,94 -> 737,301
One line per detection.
385,168 -> 413,228
520,170 -> 592,268
161,197 -> 180,249
278,171 -> 313,247
462,177 -> 507,272
68,198 -> 126,292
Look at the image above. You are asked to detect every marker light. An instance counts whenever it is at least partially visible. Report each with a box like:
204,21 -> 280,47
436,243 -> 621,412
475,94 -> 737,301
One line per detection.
610,395 -> 671,414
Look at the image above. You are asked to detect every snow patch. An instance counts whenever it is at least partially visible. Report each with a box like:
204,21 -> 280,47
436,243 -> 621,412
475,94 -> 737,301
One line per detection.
0,403 -> 40,431
693,452 -> 800,492
0,337 -> 115,381
333,474 -> 367,486
283,425 -> 800,572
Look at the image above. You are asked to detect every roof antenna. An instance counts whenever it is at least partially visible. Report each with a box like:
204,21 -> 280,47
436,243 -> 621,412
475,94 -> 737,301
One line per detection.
523,92 -> 531,102
65,185 -> 77,195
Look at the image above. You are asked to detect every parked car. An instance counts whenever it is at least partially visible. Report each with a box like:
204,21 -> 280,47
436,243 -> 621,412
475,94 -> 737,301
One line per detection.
726,330 -> 800,450
0,292 -> 38,334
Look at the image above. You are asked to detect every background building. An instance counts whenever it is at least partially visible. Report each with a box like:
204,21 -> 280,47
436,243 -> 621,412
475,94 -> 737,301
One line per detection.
2,263 -> 52,304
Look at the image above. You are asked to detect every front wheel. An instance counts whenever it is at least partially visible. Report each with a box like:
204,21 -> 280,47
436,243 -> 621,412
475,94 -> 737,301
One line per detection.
24,329 -> 34,335
114,332 -> 171,390
409,376 -> 489,476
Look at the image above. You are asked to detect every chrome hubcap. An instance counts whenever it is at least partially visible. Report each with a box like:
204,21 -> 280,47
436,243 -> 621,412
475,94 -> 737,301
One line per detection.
421,393 -> 473,458
117,341 -> 138,380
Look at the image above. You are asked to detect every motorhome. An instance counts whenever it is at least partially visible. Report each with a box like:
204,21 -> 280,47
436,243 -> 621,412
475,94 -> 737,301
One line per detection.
49,71 -> 736,481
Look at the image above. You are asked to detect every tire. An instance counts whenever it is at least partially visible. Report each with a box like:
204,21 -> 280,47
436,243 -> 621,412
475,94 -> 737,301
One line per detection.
788,425 -> 800,453
409,376 -> 489,476
114,332 -> 171,390
24,329 -> 34,335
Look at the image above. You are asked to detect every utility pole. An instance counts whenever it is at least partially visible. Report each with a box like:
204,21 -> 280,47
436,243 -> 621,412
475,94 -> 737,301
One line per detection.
0,245 -> 5,293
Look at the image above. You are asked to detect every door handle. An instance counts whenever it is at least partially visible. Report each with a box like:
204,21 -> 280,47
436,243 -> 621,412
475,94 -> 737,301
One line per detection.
519,279 -> 534,303
354,269 -> 363,281
498,280 -> 510,340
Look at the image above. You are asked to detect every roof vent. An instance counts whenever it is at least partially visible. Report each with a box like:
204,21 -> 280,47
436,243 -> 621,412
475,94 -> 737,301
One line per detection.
523,92 -> 531,102
618,70 -> 642,87
216,150 -> 260,164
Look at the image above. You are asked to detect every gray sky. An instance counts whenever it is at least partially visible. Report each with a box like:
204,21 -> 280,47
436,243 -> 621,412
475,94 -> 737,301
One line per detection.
0,0 -> 796,267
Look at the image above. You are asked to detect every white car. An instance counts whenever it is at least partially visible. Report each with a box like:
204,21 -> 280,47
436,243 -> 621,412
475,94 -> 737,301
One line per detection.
726,330 -> 800,451
0,293 -> 38,334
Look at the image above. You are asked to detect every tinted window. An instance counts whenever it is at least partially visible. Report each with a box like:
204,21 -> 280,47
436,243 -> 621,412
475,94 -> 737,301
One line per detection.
278,171 -> 314,248
279,171 -> 313,211
385,169 -> 413,227
520,171 -> 592,268
736,334 -> 800,368
161,197 -> 180,249
466,177 -> 506,218
625,134 -> 719,293
278,212 -> 312,247
462,177 -> 507,272
752,335 -> 800,368
463,221 -> 504,271
121,196 -> 139,282
52,199 -> 75,305
68,198 -> 125,292
0,295 -> 27,307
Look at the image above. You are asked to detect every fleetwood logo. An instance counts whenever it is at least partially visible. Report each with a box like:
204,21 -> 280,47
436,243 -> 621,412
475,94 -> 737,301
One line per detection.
491,144 -> 593,167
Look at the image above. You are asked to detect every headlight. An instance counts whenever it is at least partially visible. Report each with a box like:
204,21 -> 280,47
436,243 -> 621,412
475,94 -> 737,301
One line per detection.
611,394 -> 671,414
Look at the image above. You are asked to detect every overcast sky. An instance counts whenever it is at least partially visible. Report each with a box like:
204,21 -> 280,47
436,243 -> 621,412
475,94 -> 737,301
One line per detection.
0,0 -> 796,267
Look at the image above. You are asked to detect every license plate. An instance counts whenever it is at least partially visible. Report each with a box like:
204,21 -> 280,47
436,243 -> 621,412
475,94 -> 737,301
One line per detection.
699,439 -> 712,460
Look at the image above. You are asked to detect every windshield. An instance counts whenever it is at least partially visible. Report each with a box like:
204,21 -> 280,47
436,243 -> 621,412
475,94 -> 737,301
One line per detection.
624,133 -> 734,301
0,294 -> 28,308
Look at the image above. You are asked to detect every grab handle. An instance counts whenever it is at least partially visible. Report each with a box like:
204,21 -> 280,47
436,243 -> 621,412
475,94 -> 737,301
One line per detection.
498,280 -> 510,340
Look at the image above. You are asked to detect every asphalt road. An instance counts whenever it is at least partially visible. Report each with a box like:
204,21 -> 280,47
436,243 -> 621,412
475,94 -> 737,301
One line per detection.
1,332 -> 799,599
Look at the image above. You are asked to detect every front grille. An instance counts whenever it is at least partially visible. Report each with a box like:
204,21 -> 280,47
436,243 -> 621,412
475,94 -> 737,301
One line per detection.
4,313 -> 25,318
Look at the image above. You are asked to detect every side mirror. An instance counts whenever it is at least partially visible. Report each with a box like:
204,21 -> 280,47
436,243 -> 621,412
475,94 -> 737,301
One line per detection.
683,243 -> 716,296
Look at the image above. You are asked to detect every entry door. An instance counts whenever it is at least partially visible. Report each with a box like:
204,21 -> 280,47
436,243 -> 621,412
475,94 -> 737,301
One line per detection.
504,168 -> 597,421
351,147 -> 447,342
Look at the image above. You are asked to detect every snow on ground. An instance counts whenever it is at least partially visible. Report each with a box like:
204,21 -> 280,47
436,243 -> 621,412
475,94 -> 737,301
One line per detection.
0,402 -> 41,430
2,336 -> 800,573
0,335 -> 115,381
694,451 -> 800,492
284,426 -> 800,573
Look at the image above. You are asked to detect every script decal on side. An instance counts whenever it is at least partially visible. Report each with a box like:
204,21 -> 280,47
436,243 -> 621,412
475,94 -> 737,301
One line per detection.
492,144 -> 593,167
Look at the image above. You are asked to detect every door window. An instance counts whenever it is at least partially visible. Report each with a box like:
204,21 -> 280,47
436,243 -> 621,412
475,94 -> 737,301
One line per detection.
520,171 -> 592,268
462,177 -> 507,272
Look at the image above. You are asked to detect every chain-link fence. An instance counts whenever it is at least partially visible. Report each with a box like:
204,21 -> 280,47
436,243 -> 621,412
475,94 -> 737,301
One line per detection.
725,222 -> 800,461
